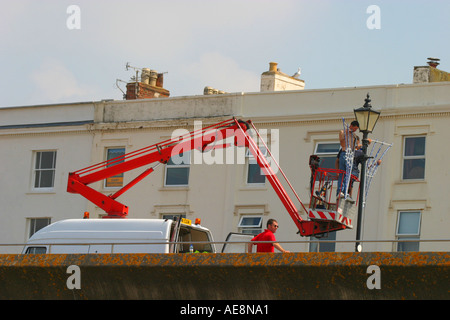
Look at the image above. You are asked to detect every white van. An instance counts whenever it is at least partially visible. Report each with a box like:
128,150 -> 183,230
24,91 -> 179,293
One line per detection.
22,218 -> 216,254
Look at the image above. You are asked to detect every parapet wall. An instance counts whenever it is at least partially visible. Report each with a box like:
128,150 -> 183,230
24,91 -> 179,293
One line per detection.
0,252 -> 448,300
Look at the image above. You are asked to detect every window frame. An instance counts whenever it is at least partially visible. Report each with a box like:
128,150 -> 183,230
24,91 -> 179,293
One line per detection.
104,147 -> 126,188
309,231 -> 337,252
237,215 -> 263,235
32,150 -> 57,191
402,136 -> 426,181
245,147 -> 267,185
164,151 -> 191,187
396,211 -> 421,252
396,211 -> 421,237
28,217 -> 51,239
314,141 -> 341,169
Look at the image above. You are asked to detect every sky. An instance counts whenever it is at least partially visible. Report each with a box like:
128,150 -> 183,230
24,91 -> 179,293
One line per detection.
1,0 -> 449,107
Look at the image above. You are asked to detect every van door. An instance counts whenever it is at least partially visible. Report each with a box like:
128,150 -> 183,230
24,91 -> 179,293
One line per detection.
222,233 -> 253,253
169,218 -> 181,253
88,245 -> 112,253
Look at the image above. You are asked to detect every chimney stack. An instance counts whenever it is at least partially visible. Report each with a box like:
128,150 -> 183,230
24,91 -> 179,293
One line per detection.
413,58 -> 450,83
126,67 -> 170,100
203,86 -> 227,95
260,62 -> 305,92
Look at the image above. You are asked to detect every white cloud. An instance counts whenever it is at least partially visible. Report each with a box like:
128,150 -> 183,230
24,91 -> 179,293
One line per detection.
28,59 -> 97,104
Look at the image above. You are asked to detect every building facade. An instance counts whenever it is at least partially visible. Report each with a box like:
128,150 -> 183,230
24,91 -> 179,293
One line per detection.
1,62 -> 449,253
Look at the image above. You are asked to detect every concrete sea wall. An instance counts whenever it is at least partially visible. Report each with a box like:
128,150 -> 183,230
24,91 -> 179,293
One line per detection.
0,252 -> 448,300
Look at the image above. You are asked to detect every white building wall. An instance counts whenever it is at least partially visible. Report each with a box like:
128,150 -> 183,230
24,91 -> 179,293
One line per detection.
1,82 -> 449,252
0,130 -> 93,252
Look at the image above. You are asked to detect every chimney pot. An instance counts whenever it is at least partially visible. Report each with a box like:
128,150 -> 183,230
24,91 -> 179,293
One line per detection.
156,73 -> 164,88
141,68 -> 150,84
204,86 -> 213,95
427,57 -> 440,68
269,62 -> 278,72
149,70 -> 158,86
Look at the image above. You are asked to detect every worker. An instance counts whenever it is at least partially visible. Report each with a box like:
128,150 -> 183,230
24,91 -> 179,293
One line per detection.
248,219 -> 290,253
337,121 -> 359,194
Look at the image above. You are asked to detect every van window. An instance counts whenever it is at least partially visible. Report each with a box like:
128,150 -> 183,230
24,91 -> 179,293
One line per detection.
25,246 -> 47,254
177,227 -> 213,253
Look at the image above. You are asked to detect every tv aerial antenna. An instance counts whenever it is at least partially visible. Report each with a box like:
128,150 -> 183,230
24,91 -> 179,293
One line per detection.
125,62 -> 147,82
114,79 -> 127,99
114,62 -> 146,99
115,62 -> 169,99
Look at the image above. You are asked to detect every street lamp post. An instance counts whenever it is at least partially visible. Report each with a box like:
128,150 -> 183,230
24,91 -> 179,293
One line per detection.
353,94 -> 380,252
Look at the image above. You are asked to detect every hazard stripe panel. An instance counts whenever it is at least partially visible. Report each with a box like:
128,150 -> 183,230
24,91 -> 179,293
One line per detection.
308,210 -> 353,229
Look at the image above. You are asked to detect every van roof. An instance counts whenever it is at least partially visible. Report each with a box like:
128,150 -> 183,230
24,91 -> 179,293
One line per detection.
27,218 -> 175,244
37,218 -> 173,232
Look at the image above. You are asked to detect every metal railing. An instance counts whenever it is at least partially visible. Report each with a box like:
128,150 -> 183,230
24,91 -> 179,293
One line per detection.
0,238 -> 449,254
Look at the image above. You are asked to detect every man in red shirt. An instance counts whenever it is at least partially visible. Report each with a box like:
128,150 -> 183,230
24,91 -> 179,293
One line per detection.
248,219 -> 290,253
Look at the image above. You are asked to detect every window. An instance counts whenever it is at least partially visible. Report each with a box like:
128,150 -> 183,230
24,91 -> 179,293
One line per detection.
33,151 -> 57,189
29,218 -> 51,238
162,214 -> 186,221
238,215 -> 262,235
165,152 -> 190,186
25,247 -> 47,254
403,136 -> 426,180
105,147 -> 126,188
176,226 -> 214,253
396,211 -> 421,252
314,142 -> 341,169
246,147 -> 267,184
309,231 -> 336,252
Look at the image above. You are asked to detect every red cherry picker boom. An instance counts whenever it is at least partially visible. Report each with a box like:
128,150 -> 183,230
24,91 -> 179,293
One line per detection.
67,118 -> 356,237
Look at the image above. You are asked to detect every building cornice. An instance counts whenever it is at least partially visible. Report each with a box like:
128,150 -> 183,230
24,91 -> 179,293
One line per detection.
248,105 -> 450,128
0,126 -> 93,137
4,107 -> 449,137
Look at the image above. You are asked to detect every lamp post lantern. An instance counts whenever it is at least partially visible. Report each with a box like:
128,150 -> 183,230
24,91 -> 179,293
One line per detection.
353,94 -> 380,252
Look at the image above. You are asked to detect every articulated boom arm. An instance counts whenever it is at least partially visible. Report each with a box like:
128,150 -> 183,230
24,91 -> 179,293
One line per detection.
68,118 -> 245,217
68,118 -> 344,236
